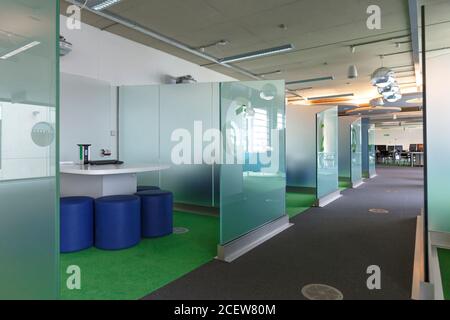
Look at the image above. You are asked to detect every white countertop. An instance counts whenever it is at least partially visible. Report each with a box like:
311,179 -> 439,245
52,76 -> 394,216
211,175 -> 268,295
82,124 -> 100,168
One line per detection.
60,163 -> 170,176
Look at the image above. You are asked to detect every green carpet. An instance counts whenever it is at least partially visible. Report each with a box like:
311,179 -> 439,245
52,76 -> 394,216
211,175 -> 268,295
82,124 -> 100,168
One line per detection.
60,211 -> 218,300
438,248 -> 450,300
286,192 -> 316,218
339,180 -> 352,191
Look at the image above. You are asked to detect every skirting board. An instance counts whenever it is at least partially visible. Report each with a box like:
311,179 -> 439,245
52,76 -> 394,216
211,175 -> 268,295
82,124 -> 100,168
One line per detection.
412,214 -> 426,300
217,215 -> 292,263
315,190 -> 342,208
352,180 -> 364,188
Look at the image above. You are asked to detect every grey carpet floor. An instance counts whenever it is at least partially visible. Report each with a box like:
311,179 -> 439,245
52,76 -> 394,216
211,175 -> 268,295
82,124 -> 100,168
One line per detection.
143,167 -> 424,300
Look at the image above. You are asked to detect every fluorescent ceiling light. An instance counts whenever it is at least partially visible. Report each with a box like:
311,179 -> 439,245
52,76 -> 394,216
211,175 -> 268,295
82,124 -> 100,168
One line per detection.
219,44 -> 293,63
257,70 -> 282,77
307,93 -> 354,101
92,0 -> 122,11
286,76 -> 334,85
295,87 -> 313,91
0,41 -> 40,60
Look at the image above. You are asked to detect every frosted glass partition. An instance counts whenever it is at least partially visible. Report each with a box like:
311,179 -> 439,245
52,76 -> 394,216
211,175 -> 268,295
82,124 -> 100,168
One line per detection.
339,116 -> 362,187
316,107 -> 339,199
119,85 -> 160,187
220,81 -> 286,245
425,1 -> 450,233
361,118 -> 376,179
159,83 -> 219,207
287,105 -> 339,203
119,83 -> 220,207
0,0 -> 59,299
350,119 -> 362,185
368,124 -> 376,178
361,118 -> 370,178
286,105 -> 316,190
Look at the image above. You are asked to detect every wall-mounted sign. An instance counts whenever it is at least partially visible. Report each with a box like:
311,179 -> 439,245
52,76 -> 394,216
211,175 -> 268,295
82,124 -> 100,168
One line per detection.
31,122 -> 55,147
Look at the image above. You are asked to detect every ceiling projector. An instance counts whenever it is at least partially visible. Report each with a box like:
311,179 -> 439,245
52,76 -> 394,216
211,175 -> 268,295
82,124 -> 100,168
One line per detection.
60,35 -> 72,56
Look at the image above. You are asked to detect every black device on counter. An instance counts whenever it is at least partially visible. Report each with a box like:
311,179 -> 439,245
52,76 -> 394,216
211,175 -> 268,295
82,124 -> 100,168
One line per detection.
89,160 -> 124,166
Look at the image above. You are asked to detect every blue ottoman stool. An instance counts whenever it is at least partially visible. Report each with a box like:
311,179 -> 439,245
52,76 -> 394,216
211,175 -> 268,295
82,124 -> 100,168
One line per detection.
137,185 -> 161,192
95,195 -> 141,250
135,190 -> 173,238
60,197 -> 94,253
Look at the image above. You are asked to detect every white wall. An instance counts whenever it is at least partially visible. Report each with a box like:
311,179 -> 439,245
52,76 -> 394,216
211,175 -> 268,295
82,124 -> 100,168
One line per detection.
59,15 -> 235,161
60,15 -> 235,85
375,126 -> 423,150
0,102 -> 55,180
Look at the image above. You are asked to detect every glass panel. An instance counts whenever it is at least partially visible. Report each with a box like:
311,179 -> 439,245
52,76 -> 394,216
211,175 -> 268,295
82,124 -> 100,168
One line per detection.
368,124 -> 376,177
316,107 -> 339,198
425,1 -> 450,233
286,105 -> 316,189
338,117 -> 351,181
220,81 -> 286,244
159,83 -> 219,207
351,118 -> 362,184
361,118 -> 369,178
0,0 -> 58,299
119,85 -> 160,187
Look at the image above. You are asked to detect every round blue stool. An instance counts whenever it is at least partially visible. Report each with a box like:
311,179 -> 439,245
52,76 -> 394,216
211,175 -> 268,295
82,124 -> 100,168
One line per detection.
135,190 -> 173,238
60,197 -> 94,253
95,195 -> 141,250
137,185 -> 161,192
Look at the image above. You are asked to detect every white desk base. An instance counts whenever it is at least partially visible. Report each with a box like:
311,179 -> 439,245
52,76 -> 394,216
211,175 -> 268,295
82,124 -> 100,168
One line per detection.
61,173 -> 138,198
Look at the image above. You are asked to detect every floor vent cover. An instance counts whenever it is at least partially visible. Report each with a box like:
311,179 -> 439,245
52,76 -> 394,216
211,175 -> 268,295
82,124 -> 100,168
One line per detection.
369,208 -> 390,214
301,284 -> 344,300
173,227 -> 189,234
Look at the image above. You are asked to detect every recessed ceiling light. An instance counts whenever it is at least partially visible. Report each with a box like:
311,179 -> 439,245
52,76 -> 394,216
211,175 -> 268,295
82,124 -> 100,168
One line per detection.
0,41 -> 40,60
219,44 -> 293,63
92,0 -> 122,11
